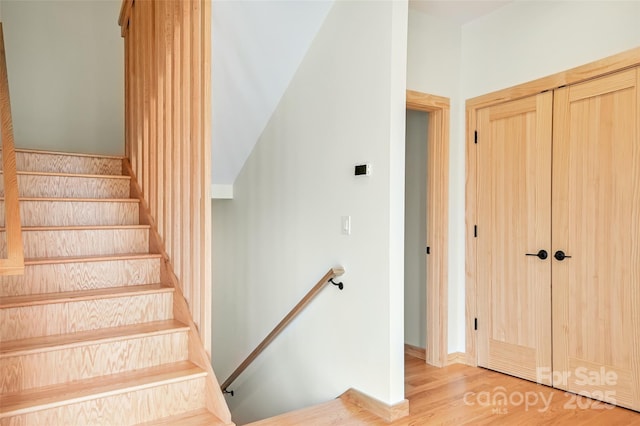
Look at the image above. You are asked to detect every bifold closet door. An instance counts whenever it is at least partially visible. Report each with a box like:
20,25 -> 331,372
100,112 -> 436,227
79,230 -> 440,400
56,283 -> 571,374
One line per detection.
552,67 -> 640,410
476,92 -> 553,384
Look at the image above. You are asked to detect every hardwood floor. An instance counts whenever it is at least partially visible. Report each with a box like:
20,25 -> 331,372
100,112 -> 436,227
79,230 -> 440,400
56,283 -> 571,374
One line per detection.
250,354 -> 640,425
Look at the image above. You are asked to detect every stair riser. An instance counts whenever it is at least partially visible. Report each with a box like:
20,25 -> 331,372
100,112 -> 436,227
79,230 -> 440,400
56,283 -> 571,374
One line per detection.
0,377 -> 206,426
19,152 -> 123,175
0,258 -> 161,297
0,151 -> 123,175
0,201 -> 139,227
0,292 -> 173,340
0,175 -> 130,198
0,229 -> 149,258
1,332 -> 189,393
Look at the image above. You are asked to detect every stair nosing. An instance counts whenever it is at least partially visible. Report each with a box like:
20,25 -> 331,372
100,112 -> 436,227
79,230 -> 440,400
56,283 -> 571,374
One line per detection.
0,319 -> 190,358
12,147 -> 125,160
0,283 -> 173,309
0,361 -> 207,418
23,253 -> 163,266
4,225 -> 150,232
0,197 -> 140,203
6,170 -> 130,180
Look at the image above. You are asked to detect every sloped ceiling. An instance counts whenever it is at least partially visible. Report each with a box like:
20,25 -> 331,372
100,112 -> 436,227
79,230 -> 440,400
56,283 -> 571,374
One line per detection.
211,0 -> 333,191
211,0 -> 512,195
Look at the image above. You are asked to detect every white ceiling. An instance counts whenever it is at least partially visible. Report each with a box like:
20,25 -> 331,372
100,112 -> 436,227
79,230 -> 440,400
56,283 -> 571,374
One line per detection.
211,0 -> 512,191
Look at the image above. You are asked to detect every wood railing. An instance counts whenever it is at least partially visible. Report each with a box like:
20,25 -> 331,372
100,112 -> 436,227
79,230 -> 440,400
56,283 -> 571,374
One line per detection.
0,23 -> 24,276
118,1 -> 212,351
221,267 -> 345,393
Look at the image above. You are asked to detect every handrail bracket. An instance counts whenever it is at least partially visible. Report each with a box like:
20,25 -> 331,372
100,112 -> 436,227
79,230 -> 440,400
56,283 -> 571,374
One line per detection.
329,278 -> 344,290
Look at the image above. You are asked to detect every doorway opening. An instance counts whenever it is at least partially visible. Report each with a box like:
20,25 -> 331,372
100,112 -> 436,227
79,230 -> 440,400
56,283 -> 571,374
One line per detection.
404,90 -> 450,367
404,109 -> 428,357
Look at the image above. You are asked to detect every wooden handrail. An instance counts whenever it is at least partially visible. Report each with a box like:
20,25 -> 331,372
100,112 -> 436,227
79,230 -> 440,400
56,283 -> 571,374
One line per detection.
0,23 -> 24,276
221,266 -> 345,393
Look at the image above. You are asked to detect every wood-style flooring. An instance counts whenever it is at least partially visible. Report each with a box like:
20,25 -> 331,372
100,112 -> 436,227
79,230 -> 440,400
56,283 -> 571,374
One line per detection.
250,354 -> 640,425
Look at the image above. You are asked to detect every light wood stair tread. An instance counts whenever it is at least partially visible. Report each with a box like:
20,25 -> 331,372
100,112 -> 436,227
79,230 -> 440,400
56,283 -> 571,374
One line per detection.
12,147 -> 125,160
24,253 -> 163,265
139,408 -> 227,426
0,319 -> 189,358
0,361 -> 207,418
1,170 -> 130,179
0,283 -> 172,309
0,197 -> 140,203
0,224 -> 150,231
247,398 -> 372,426
246,399 -> 375,425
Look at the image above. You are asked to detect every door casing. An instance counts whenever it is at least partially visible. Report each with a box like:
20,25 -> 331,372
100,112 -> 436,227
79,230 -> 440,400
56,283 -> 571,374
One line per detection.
406,90 -> 450,367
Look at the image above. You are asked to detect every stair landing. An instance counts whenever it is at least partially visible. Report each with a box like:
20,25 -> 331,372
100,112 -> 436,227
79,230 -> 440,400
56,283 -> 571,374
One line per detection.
247,399 -> 384,426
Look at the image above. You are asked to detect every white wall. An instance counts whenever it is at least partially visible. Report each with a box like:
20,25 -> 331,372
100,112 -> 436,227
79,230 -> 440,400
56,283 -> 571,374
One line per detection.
462,1 -> 640,99
406,9 -> 465,352
404,110 -> 427,348
2,0 -> 123,155
212,0 -> 407,424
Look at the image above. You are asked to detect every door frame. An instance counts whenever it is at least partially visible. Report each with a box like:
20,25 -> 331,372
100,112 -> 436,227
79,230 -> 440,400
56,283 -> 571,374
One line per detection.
465,46 -> 640,365
406,90 -> 449,367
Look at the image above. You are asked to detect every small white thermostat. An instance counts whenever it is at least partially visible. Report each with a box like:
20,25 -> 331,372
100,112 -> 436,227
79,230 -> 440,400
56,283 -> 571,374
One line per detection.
354,164 -> 371,176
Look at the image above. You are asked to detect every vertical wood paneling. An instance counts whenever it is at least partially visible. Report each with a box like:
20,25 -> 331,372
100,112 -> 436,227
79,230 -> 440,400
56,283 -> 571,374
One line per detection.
124,38 -> 130,160
119,0 -> 223,420
191,0 -> 202,334
200,0 -> 212,351
163,1 -> 173,258
119,0 -> 212,365
181,0 -> 193,321
172,0 -> 182,290
128,34 -> 135,165
0,24 -> 24,275
132,3 -> 140,175
155,0 -> 165,245
148,1 -> 157,218
141,0 -> 148,206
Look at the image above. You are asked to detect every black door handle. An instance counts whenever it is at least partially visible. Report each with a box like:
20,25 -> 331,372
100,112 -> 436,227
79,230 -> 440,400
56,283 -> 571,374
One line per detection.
554,250 -> 572,261
525,250 -> 548,260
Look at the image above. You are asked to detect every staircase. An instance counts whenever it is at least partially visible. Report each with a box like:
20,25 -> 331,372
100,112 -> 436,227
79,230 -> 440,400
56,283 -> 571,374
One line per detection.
0,149 -> 230,425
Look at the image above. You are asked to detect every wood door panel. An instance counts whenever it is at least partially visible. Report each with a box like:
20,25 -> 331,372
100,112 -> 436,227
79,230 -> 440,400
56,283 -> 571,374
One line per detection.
477,92 -> 553,384
566,358 -> 634,407
487,339 -> 538,380
552,67 -> 640,410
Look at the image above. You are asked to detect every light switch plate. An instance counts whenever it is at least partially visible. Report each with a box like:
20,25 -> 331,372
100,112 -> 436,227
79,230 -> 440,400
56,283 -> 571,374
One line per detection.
341,216 -> 351,235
